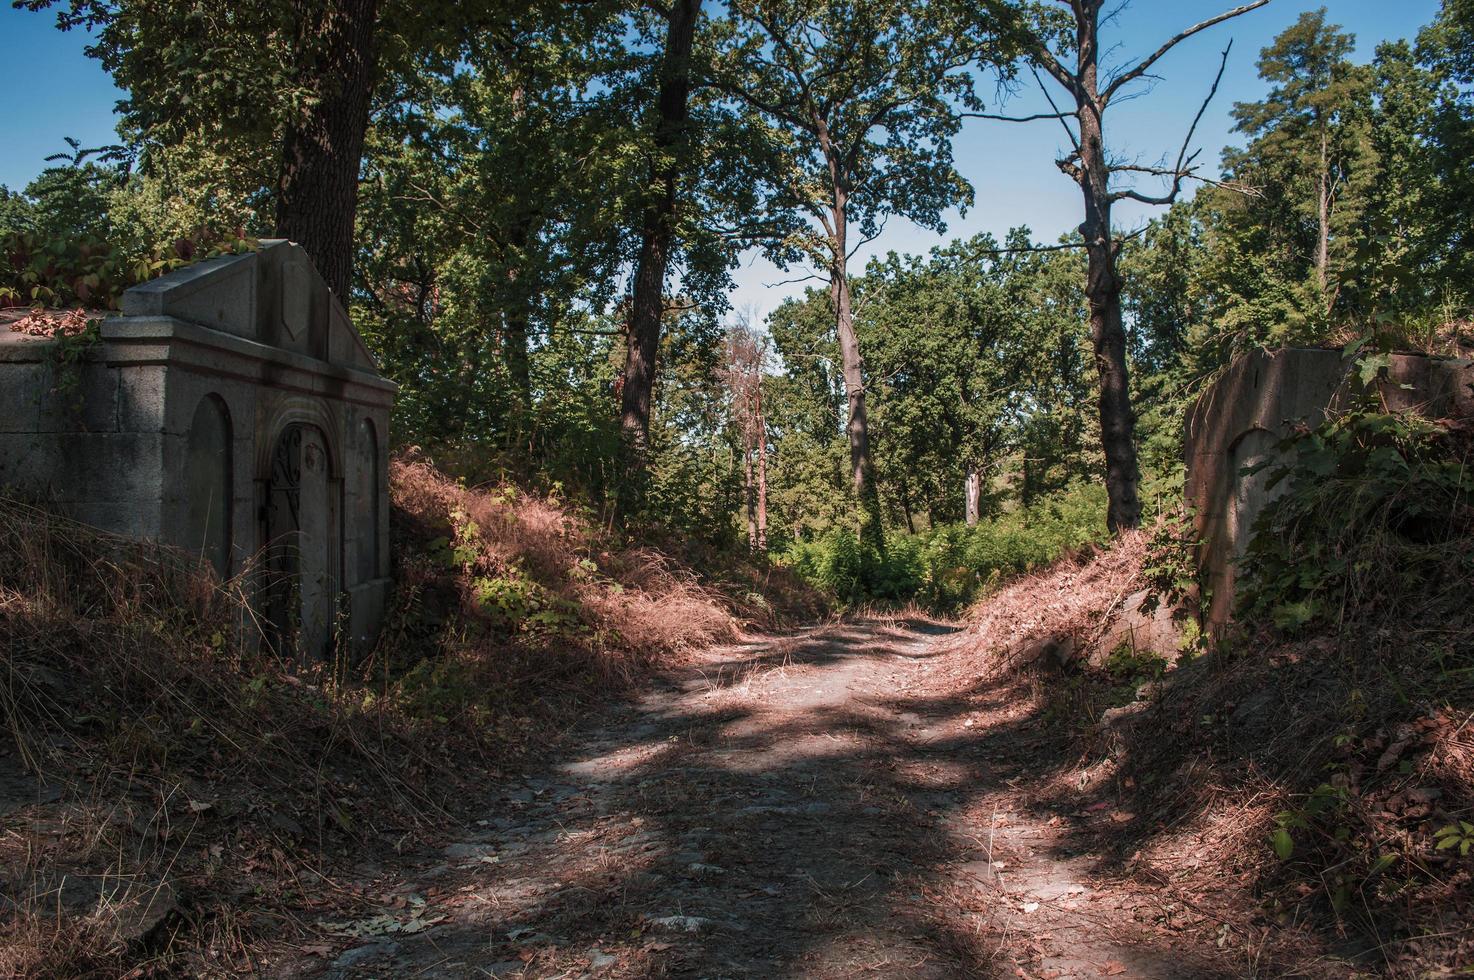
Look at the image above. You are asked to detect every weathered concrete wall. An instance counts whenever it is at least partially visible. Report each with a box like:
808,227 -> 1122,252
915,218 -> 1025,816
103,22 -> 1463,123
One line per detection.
0,241 -> 396,656
1185,347 -> 1474,633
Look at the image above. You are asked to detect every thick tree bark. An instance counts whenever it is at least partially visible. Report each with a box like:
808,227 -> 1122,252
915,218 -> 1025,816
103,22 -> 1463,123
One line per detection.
814,113 -> 878,536
504,86 -> 534,422
621,0 -> 702,460
504,305 -> 531,416
275,0 -> 381,302
1023,0 -> 1264,532
1315,123 -> 1330,293
831,264 -> 873,499
1070,9 -> 1141,533
503,218 -> 534,421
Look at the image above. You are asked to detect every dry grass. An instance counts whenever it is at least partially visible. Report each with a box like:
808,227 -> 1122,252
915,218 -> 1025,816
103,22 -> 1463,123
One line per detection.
947,518 -> 1474,975
0,499 -> 452,975
943,531 -> 1148,676
1326,317 -> 1474,359
0,455 -> 821,974
383,456 -> 758,697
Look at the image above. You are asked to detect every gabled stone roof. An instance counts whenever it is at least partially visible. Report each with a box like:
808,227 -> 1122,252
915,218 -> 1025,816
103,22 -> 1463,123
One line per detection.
122,240 -> 380,376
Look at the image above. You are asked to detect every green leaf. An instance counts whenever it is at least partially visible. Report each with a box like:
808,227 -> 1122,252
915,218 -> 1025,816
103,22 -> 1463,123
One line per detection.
1358,353 -> 1392,387
1271,828 -> 1294,861
1272,600 -> 1318,631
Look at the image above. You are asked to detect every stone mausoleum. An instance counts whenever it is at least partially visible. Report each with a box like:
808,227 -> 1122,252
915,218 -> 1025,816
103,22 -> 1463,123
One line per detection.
0,240 -> 395,659
1185,346 -> 1473,634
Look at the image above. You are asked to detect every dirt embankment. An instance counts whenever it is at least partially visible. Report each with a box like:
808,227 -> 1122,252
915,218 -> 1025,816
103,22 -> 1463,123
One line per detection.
0,458 -> 820,977
938,533 -> 1474,977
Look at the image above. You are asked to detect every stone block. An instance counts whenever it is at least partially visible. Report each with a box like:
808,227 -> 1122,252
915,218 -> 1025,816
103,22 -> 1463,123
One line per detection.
0,434 -> 61,497
0,363 -> 46,432
116,365 -> 168,433
1092,590 -> 1186,666
0,361 -> 117,434
36,362 -> 117,433
0,431 -> 164,507
57,432 -> 170,503
346,578 -> 392,652
122,251 -> 258,339
67,500 -> 164,539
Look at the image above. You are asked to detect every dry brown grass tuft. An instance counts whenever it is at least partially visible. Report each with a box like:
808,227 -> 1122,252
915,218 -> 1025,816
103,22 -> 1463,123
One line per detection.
944,531 -> 1148,676
0,499 -> 453,975
386,454 -> 807,683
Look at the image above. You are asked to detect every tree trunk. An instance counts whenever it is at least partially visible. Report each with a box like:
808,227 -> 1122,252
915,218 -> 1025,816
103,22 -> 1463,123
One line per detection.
1072,11 -> 1141,534
504,306 -> 531,416
1078,170 -> 1141,529
744,445 -> 758,550
832,264 -> 873,500
620,0 -> 702,461
503,218 -> 534,422
755,378 -> 768,551
503,86 -> 534,425
831,256 -> 884,544
275,0 -> 381,302
814,115 -> 879,538
964,462 -> 982,526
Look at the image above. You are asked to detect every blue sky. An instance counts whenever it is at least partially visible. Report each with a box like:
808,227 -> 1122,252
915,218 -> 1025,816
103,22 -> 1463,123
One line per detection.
0,0 -> 1445,317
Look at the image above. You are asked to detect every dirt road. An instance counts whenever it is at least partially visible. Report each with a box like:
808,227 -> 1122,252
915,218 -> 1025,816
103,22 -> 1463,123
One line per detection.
296,620 -> 1238,979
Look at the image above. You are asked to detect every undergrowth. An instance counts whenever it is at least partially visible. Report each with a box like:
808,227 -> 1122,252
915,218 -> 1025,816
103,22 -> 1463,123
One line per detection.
375,455 -> 810,729
0,500 -> 447,976
780,481 -> 1109,610
1,229 -> 257,311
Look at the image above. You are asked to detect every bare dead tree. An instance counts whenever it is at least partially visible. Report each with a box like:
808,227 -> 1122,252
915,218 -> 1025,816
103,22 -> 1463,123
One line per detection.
721,321 -> 770,551
979,0 -> 1270,532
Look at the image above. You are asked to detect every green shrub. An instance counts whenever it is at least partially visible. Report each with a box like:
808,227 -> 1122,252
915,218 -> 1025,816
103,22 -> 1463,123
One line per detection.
779,482 -> 1109,610
1,229 -> 256,310
1238,405 -> 1473,633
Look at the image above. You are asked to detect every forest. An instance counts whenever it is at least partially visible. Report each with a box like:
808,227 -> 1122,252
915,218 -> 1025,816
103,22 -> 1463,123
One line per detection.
2,0 -> 1466,591
2,0 -> 1474,976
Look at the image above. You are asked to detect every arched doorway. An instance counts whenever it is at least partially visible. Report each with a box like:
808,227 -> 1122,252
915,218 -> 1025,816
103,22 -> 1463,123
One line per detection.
183,394 -> 232,579
264,422 -> 338,662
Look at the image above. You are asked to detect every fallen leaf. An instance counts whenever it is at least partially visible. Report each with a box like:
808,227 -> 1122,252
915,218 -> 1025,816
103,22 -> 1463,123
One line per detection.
1102,962 -> 1127,976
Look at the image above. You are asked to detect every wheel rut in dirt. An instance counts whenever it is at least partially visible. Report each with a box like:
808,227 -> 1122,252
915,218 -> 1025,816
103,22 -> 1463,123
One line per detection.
303,620 -> 1231,979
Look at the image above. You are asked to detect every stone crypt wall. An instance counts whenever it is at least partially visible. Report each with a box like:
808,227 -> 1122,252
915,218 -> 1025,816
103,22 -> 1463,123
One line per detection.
1185,347 -> 1473,635
0,241 -> 396,659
